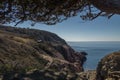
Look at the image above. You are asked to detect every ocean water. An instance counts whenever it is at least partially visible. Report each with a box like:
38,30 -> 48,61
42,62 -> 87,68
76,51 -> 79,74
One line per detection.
67,41 -> 120,70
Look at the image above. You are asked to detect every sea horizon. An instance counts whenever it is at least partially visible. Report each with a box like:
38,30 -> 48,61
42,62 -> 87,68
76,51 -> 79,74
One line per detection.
67,41 -> 120,70
67,41 -> 120,42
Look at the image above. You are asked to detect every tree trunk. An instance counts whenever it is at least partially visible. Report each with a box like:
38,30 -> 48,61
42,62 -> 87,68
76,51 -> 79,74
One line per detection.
88,0 -> 120,14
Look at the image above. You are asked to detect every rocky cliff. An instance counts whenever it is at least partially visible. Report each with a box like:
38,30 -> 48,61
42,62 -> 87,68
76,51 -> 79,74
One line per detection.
0,26 -> 87,80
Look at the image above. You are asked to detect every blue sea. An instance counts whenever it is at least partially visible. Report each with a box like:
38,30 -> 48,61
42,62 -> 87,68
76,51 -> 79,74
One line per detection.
67,41 -> 120,70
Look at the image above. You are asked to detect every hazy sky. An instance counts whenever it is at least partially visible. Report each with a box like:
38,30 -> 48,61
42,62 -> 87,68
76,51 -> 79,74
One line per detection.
8,15 -> 120,41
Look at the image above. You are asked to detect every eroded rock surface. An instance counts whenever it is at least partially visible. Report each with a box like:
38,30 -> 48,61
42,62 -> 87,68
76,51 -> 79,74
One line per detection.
96,51 -> 120,80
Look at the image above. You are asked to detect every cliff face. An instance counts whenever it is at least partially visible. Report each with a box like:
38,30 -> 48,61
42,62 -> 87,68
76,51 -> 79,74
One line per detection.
0,26 -> 86,80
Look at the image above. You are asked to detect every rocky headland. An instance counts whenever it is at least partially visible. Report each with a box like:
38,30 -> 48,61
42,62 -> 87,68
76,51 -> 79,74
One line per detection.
0,26 -> 87,80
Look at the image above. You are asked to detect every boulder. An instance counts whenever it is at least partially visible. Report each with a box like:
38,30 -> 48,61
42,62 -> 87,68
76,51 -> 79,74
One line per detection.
96,51 -> 120,80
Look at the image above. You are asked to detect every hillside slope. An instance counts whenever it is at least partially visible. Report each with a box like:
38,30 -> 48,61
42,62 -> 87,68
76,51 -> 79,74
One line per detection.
0,26 -> 87,80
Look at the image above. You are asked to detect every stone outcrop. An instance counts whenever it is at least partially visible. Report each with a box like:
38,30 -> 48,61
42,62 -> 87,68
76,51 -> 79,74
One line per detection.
96,51 -> 120,80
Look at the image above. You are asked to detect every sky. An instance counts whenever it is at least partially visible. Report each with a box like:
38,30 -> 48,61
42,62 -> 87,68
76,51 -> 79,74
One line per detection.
8,15 -> 120,42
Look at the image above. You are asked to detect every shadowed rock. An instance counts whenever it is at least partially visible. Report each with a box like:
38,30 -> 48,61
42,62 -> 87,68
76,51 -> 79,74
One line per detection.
96,51 -> 120,80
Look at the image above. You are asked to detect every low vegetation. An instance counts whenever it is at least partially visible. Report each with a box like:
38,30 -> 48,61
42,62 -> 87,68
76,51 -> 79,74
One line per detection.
0,26 -> 86,80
